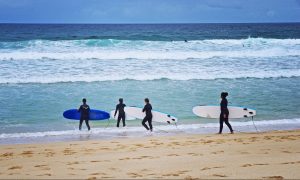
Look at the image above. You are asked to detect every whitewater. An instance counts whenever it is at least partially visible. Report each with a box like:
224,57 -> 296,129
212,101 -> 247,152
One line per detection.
0,38 -> 299,84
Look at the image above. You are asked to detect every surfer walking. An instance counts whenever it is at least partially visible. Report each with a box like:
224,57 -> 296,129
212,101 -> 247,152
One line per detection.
218,92 -> 234,134
78,98 -> 91,131
114,98 -> 126,127
142,98 -> 153,132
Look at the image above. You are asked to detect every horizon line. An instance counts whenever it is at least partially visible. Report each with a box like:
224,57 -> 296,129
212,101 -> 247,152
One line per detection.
0,22 -> 299,25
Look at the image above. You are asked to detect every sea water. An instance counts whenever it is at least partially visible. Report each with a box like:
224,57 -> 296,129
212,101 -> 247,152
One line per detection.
0,23 -> 300,144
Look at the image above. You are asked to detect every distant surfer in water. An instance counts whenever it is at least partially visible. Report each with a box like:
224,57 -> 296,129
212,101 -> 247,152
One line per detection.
78,98 -> 91,131
114,98 -> 126,127
142,98 -> 153,132
218,92 -> 234,134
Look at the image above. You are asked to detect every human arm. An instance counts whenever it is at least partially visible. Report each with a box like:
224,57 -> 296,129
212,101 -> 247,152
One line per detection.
114,105 -> 119,117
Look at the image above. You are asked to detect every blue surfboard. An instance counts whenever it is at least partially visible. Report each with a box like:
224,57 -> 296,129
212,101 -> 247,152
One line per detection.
63,109 -> 110,120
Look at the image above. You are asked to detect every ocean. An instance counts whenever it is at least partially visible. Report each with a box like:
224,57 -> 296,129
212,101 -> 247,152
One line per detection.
0,23 -> 300,144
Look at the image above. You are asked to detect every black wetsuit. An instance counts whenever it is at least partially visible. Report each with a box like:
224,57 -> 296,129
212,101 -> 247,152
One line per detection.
142,103 -> 153,131
114,103 -> 126,127
78,104 -> 91,130
219,98 -> 233,133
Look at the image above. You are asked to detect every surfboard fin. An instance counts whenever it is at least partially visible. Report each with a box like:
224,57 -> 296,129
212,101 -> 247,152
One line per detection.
249,112 -> 253,114
244,115 -> 248,117
167,121 -> 170,124
243,108 -> 248,111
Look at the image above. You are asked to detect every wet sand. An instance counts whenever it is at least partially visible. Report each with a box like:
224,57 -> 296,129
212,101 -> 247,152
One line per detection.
0,130 -> 300,179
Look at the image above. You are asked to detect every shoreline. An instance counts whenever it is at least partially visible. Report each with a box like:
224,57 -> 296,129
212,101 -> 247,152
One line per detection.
1,118 -> 300,145
0,129 -> 300,179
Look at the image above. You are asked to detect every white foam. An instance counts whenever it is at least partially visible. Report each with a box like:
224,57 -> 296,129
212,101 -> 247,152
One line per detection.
0,38 -> 300,60
1,118 -> 299,139
0,37 -> 299,84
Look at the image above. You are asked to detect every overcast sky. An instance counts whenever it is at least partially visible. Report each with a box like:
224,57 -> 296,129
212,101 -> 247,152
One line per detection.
0,0 -> 299,23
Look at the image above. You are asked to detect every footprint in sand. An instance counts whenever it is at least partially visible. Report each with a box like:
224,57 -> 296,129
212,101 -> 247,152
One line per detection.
63,148 -> 76,155
162,173 -> 180,177
233,138 -> 244,143
167,154 -> 179,157
127,172 -> 143,178
119,157 -> 131,160
34,164 -> 50,170
37,173 -> 51,176
134,144 -> 145,147
202,140 -> 214,144
187,153 -> 201,156
8,166 -> 22,170
239,151 -> 250,154
171,142 -> 181,146
8,173 -> 20,175
201,166 -> 224,171
281,161 -> 300,165
109,167 -> 118,171
20,151 -> 34,157
241,163 -> 268,167
90,172 -> 107,176
66,161 -> 80,165
282,150 -> 292,153
262,176 -> 284,180
132,156 -> 155,159
0,152 -> 14,158
211,150 -> 224,154
212,174 -> 227,177
177,170 -> 190,175
44,151 -> 55,157
243,142 -> 250,144
90,160 -> 101,163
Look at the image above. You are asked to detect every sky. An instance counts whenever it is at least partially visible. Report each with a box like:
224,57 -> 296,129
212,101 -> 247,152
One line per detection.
0,0 -> 299,23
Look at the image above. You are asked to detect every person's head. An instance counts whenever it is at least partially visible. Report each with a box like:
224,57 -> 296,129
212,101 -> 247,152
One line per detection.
220,92 -> 228,99
82,98 -> 87,104
144,98 -> 149,104
119,98 -> 123,104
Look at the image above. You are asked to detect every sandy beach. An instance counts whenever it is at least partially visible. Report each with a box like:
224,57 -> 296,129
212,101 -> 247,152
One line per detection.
0,130 -> 299,179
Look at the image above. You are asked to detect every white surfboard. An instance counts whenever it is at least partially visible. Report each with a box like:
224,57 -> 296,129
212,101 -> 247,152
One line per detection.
125,106 -> 178,124
110,110 -> 136,120
193,105 -> 256,119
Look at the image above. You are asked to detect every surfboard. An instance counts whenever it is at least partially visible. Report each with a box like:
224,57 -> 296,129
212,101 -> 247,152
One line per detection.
124,106 -> 178,124
192,105 -> 256,119
63,109 -> 110,120
110,110 -> 136,120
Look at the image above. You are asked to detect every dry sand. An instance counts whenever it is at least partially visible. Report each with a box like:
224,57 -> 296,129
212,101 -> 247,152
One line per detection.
0,130 -> 300,179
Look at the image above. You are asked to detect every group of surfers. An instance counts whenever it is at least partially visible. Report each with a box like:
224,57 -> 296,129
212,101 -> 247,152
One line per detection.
78,92 -> 234,134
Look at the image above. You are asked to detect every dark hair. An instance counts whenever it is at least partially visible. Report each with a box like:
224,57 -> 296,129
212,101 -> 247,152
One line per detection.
144,98 -> 149,103
82,98 -> 87,103
221,92 -> 228,98
119,98 -> 123,103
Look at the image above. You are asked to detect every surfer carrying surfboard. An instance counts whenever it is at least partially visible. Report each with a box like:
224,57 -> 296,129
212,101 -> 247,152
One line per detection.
78,98 -> 91,131
114,98 -> 126,127
142,98 -> 153,132
219,92 -> 234,134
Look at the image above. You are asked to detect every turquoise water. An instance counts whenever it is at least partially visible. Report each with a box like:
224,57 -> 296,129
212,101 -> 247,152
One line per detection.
0,23 -> 300,144
1,77 -> 299,133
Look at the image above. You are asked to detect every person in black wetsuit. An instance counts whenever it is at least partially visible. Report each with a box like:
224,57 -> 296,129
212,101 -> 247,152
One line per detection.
78,98 -> 91,131
219,92 -> 233,134
142,98 -> 153,132
114,98 -> 126,127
